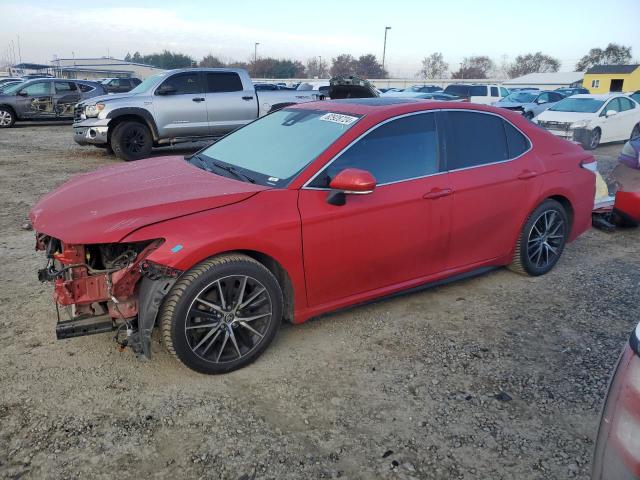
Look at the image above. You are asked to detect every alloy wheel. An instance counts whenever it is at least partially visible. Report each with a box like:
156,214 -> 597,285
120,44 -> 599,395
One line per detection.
527,210 -> 565,270
185,275 -> 273,364
589,129 -> 601,149
123,127 -> 147,154
0,110 -> 12,126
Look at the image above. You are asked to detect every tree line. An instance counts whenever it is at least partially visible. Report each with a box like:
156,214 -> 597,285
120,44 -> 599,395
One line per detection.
124,43 -> 634,80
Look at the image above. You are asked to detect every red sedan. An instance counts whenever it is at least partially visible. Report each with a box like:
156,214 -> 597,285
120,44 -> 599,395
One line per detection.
30,99 -> 596,374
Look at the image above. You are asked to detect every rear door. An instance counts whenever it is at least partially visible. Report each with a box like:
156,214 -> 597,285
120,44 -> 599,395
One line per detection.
442,110 -> 542,268
152,71 -> 209,138
299,112 -> 451,307
616,97 -> 639,140
53,80 -> 81,117
204,71 -> 258,136
600,98 -> 625,141
14,81 -> 54,119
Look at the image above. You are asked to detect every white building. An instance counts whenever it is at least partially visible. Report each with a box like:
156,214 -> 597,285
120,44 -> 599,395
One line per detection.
503,72 -> 584,90
51,57 -> 164,80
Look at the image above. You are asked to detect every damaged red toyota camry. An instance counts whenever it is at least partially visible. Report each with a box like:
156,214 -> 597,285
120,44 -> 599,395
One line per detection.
30,98 -> 596,374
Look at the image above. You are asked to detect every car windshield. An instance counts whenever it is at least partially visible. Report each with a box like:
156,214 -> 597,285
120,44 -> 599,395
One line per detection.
128,73 -> 166,94
195,108 -> 362,187
503,92 -> 537,103
549,98 -> 605,113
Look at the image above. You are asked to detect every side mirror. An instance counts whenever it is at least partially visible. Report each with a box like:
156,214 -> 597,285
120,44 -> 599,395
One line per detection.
155,84 -> 177,96
326,168 -> 376,206
606,109 -> 618,118
536,98 -> 546,104
17,90 -> 28,97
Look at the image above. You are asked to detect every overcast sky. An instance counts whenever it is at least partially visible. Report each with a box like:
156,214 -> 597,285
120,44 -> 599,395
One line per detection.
1,0 -> 639,76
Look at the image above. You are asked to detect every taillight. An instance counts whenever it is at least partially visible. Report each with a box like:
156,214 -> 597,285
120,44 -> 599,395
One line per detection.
581,158 -> 598,173
592,324 -> 640,479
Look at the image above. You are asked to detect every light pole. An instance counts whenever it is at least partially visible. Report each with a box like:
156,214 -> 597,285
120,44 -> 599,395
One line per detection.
382,26 -> 391,74
318,55 -> 322,77
254,42 -> 260,64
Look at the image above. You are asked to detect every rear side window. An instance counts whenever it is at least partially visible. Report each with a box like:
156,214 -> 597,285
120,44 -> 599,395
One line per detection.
312,113 -> 440,186
618,97 -> 636,111
131,78 -> 141,86
206,72 -> 243,93
444,111 -> 508,170
504,121 -> 530,158
491,86 -> 499,97
470,85 -> 488,96
159,72 -> 201,95
54,81 -> 77,93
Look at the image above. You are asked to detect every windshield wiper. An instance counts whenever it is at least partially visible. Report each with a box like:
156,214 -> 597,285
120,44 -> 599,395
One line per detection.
212,162 -> 256,184
186,153 -> 213,172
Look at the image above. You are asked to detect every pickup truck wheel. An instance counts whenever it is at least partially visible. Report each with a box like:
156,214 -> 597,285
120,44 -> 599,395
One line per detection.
0,107 -> 15,128
508,199 -> 568,276
160,254 -> 283,374
111,120 -> 152,161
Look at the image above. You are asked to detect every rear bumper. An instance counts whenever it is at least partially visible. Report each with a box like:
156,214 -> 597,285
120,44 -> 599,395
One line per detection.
73,118 -> 110,146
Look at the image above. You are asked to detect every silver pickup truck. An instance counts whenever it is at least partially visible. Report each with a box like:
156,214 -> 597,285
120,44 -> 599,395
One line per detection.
73,68 -> 320,160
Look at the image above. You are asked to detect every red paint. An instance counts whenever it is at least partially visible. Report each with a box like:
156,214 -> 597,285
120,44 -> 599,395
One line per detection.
31,100 -> 595,324
329,168 -> 377,192
615,191 -> 640,222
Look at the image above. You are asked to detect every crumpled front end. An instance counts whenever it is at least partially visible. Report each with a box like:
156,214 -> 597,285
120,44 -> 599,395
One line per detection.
35,234 -> 180,358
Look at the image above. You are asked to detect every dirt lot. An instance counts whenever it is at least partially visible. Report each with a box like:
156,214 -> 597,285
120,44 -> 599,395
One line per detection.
0,123 -> 638,480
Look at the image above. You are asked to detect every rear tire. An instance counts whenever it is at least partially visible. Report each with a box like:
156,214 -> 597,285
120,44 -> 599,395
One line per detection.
0,106 -> 15,128
110,120 -> 152,161
509,199 -> 568,276
160,254 -> 283,374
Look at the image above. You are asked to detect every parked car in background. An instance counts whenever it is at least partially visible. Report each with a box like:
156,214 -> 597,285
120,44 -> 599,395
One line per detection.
509,87 -> 540,92
536,94 -> 640,149
31,98 -> 596,374
0,80 -> 23,93
403,85 -> 443,93
493,90 -> 565,119
379,87 -> 403,94
443,84 -> 509,104
555,87 -> 589,97
101,77 -> 142,94
592,321 -> 640,480
630,90 -> 640,104
0,77 -> 22,86
382,91 -> 462,101
0,78 -> 106,128
297,81 -> 330,96
253,82 -> 295,91
73,68 -> 322,160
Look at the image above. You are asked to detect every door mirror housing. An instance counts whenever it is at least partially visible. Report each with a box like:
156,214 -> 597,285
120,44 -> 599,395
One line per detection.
326,168 -> 376,206
17,90 -> 28,97
536,98 -> 546,104
155,84 -> 177,96
605,109 -> 618,118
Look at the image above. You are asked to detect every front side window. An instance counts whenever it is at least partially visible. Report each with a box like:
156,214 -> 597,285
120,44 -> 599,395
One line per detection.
537,92 -> 551,103
500,87 -> 509,97
491,86 -> 499,97
206,72 -> 243,93
444,111 -> 509,170
158,72 -> 201,95
310,113 -> 440,187
196,108 -> 361,187
602,98 -> 621,115
20,82 -> 51,96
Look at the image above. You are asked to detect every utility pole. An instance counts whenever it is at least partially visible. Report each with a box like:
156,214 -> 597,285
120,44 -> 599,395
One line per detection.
254,42 -> 259,64
382,26 -> 391,74
16,35 -> 22,64
318,55 -> 322,77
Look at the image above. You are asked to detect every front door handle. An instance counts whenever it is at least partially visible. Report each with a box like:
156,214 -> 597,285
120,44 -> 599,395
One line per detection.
423,188 -> 453,200
192,97 -> 205,103
518,170 -> 538,180
242,96 -> 254,101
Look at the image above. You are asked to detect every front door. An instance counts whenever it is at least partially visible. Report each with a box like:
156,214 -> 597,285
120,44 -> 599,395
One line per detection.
298,112 -> 451,307
442,110 -> 543,269
14,81 -> 54,119
152,71 -> 209,138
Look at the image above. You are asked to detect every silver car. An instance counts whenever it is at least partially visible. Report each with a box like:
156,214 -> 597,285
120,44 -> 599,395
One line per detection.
493,90 -> 565,120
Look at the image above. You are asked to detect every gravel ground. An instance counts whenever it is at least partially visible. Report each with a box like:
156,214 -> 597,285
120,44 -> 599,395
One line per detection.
0,123 -> 638,480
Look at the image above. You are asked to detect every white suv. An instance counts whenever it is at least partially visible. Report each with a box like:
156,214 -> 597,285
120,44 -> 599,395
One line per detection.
443,84 -> 509,104
536,94 -> 640,150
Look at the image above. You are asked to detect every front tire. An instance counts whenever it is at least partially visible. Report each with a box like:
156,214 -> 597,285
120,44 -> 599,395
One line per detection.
631,124 -> 640,140
509,199 -> 568,276
110,120 -> 152,161
582,128 -> 601,150
160,254 -> 283,374
0,107 -> 15,128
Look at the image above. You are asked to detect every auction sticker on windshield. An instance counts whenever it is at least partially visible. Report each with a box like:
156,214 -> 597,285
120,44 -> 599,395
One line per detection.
319,113 -> 359,125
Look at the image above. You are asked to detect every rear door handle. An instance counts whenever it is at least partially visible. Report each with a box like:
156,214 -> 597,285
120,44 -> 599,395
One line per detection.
518,170 -> 538,180
423,188 -> 453,200
192,97 -> 205,103
242,96 -> 254,101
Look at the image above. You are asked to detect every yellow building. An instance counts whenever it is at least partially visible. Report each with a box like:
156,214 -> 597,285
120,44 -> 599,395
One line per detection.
583,64 -> 640,93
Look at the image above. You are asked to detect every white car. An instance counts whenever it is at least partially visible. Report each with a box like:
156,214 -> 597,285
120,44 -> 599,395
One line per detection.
536,94 -> 640,150
443,84 -> 509,105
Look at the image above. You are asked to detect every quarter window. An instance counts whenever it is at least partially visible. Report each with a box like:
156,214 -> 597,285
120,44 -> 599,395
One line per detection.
158,72 -> 201,95
54,81 -> 77,93
504,122 -> 530,158
77,83 -> 94,93
310,113 -> 440,187
206,72 -> 243,93
443,111 -> 509,170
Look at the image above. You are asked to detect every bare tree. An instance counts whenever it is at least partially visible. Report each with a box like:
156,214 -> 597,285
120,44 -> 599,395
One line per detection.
576,43 -> 632,71
507,52 -> 560,78
452,56 -> 495,79
306,57 -> 328,78
330,54 -> 358,77
200,54 -> 225,68
419,52 -> 448,79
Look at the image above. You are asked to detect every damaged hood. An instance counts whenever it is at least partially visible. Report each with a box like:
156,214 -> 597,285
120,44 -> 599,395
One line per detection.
29,156 -> 269,244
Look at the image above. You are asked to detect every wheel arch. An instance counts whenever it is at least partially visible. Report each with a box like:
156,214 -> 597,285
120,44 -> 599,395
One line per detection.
106,108 -> 159,143
0,103 -> 17,117
547,194 -> 574,230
